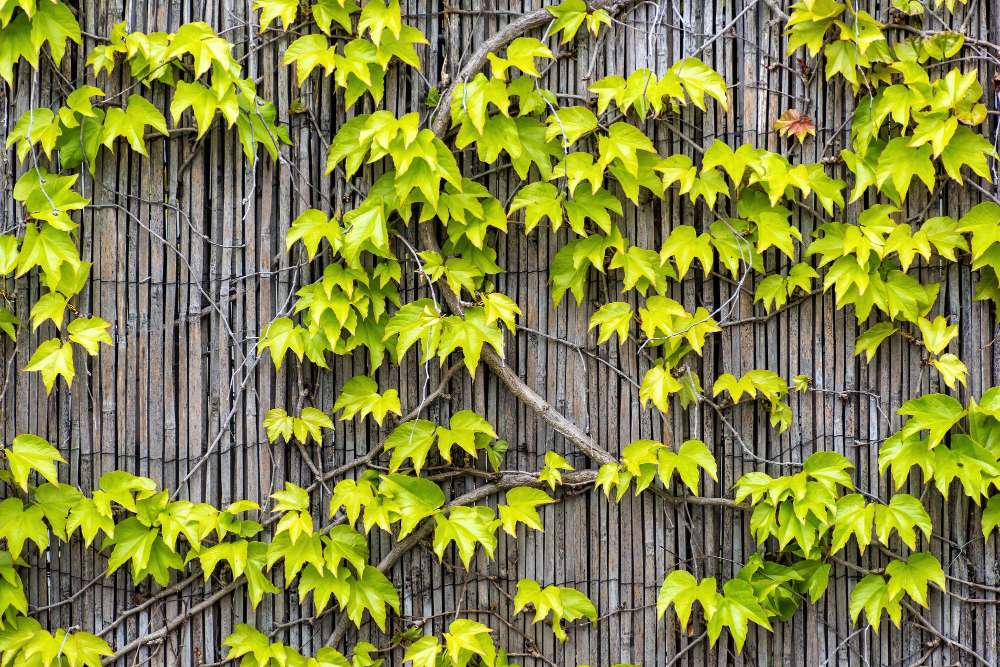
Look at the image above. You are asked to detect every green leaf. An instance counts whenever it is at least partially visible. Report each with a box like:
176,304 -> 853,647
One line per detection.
257,317 -> 304,370
384,419 -> 436,474
68,317 -> 113,355
433,505 -> 500,568
262,408 -> 294,443
66,497 -> 113,547
589,302 -> 632,346
403,636 -> 440,667
101,94 -> 168,156
547,0 -> 588,43
24,338 -> 74,393
499,487 -> 554,536
294,407 -> 334,444
329,478 -> 376,527
933,353 -> 969,390
323,524 -> 370,574
254,0 -> 300,30
282,34 -> 337,85
436,410 -> 497,463
672,57 -> 729,111
0,497 -> 48,558
659,225 -> 713,279
442,619 -> 496,666
0,15 -> 37,87
509,182 -> 562,233
333,375 -> 401,426
854,322 -> 896,362
544,106 -> 597,147
482,292 -> 521,331
487,37 -> 552,80
29,0 -> 82,65
170,81 -> 238,139
884,552 -> 945,608
266,530 -> 324,581
875,137 -> 935,202
897,393 -> 965,448
656,570 -> 718,628
940,125 -> 995,183
874,493 -> 931,549
982,494 -> 1000,540
706,579 -> 772,653
313,0 -> 360,35
514,579 -> 597,642
639,363 -> 683,413
439,307 -> 504,378
830,493 -> 874,553
917,315 -> 957,355
343,564 -> 400,631
5,434 -> 64,491
850,574 -> 901,633
657,439 -> 718,494
380,474 -> 444,538
538,451 -> 573,490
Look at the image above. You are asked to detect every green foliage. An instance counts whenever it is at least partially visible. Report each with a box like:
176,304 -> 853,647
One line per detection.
514,579 -> 597,642
4,0 -> 998,659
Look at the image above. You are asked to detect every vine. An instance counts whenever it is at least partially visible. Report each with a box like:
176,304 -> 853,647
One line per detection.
1,0 -> 1000,665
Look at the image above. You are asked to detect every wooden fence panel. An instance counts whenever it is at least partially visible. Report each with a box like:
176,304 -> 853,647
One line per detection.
2,0 -> 1000,664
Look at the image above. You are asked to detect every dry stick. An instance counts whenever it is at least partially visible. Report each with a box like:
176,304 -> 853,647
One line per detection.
102,580 -> 239,665
98,572 -> 202,638
666,631 -> 709,667
29,573 -> 103,615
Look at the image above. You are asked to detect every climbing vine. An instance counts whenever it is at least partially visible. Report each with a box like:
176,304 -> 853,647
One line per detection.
2,0 -> 1000,664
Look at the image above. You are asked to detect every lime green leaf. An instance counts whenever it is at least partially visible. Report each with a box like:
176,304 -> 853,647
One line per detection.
830,493 -> 874,553
850,574 -> 901,633
547,0 -> 588,43
875,137 -> 935,202
487,37 -> 552,80
499,487 -> 554,536
433,505 -> 500,568
68,316 -> 113,355
329,478 -> 376,527
5,434 -> 64,491
334,375 -> 401,425
657,439 -> 718,494
898,394 -> 965,447
983,494 -> 1000,540
874,493 -> 931,550
257,317 -> 305,370
657,570 -> 718,628
854,322 -> 897,362
384,419 -> 436,474
101,94 -> 168,156
29,0 -> 82,66
706,579 -> 772,652
539,451 -> 573,490
282,34 -> 337,85
544,106 -> 597,147
514,579 -> 597,642
24,338 -> 74,393
917,315 -> 957,355
589,302 -> 632,346
885,552 -> 945,608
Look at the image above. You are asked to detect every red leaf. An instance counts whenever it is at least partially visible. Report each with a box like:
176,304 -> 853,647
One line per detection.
774,109 -> 816,143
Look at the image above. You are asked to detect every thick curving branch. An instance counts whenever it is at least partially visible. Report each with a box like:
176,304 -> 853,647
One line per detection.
430,0 -> 630,138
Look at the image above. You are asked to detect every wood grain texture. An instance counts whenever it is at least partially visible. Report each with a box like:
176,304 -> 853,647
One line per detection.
2,0 -> 1000,665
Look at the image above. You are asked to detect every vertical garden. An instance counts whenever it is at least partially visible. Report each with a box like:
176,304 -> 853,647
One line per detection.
2,0 -> 1000,664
